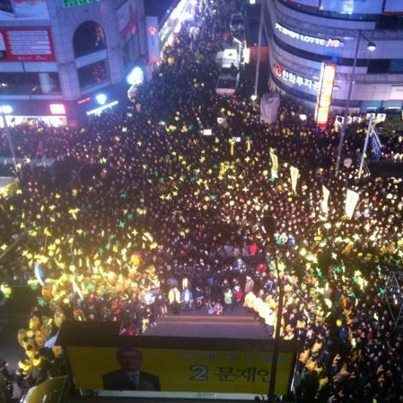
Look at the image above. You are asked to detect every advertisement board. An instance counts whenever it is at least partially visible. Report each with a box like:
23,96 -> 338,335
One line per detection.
273,63 -> 320,92
315,63 -> 336,128
146,16 -> 160,64
66,345 -> 295,395
0,27 -> 55,61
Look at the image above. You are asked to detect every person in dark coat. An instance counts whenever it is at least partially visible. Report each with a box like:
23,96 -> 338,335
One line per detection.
103,348 -> 160,391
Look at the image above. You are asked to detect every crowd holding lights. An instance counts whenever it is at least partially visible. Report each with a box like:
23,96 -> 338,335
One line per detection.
0,0 -> 402,401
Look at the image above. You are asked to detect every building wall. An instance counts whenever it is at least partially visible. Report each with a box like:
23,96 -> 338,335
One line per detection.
0,0 -> 146,121
265,0 -> 403,112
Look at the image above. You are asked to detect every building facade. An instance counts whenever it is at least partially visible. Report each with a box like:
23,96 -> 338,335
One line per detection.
264,0 -> 403,113
0,0 -> 147,126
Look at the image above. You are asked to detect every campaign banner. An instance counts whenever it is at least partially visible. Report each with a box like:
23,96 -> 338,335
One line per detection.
321,185 -> 330,214
117,0 -> 138,40
270,149 -> 278,179
146,16 -> 160,64
345,189 -> 359,219
0,27 -> 55,62
66,346 -> 295,395
290,166 -> 299,194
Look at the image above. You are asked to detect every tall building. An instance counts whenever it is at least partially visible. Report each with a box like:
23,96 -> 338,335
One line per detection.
264,0 -> 403,113
0,0 -> 147,126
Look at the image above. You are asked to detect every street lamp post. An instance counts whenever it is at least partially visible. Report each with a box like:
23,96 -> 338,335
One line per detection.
335,30 -> 376,176
254,0 -> 264,100
262,215 -> 284,402
1,106 -> 18,175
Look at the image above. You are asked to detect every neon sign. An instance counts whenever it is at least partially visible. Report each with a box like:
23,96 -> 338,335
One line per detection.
273,64 -> 320,91
275,23 -> 342,48
64,0 -> 101,8
315,63 -> 337,128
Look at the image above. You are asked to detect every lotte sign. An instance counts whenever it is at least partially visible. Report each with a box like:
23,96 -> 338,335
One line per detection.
315,63 -> 337,128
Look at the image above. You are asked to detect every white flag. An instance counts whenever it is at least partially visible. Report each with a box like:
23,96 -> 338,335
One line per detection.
270,149 -> 278,178
321,185 -> 330,214
290,166 -> 299,194
345,189 -> 359,219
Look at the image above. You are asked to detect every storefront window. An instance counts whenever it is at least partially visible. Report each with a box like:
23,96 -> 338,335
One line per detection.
0,72 -> 61,95
77,60 -> 108,88
73,21 -> 106,58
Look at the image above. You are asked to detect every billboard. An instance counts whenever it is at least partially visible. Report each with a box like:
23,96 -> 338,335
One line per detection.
66,345 -> 295,395
0,27 -> 55,61
59,321 -> 299,397
315,62 -> 337,128
146,16 -> 160,64
0,0 -> 49,19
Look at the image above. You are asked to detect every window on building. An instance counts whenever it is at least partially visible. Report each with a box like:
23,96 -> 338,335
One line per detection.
367,59 -> 390,74
0,72 -> 61,95
367,59 -> 403,74
389,59 -> 403,73
73,21 -> 106,58
377,15 -> 403,30
77,60 -> 108,88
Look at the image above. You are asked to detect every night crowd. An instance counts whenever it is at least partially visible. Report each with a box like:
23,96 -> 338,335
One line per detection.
0,0 -> 402,401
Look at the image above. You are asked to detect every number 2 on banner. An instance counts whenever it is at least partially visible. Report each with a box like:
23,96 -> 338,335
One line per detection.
190,365 -> 208,381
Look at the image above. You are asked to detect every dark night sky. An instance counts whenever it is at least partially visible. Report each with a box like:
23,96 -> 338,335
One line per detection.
143,0 -> 178,22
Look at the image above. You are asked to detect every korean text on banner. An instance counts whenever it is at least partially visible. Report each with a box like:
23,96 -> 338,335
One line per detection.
345,189 -> 359,219
290,166 -> 299,194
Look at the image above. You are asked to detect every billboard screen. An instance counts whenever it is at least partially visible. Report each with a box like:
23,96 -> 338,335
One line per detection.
0,27 -> 55,61
146,16 -> 160,64
315,62 -> 337,128
66,345 -> 295,395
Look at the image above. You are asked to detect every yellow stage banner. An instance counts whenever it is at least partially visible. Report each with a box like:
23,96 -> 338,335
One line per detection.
67,346 -> 294,395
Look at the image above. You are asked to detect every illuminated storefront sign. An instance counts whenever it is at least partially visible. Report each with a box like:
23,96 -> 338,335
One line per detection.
315,62 -> 337,128
273,64 -> 320,91
64,0 -> 102,7
275,22 -> 342,48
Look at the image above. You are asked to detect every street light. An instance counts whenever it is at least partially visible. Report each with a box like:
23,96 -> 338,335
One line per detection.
254,0 -> 264,100
335,30 -> 376,176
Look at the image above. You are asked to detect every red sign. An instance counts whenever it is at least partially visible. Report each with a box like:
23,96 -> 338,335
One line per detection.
315,63 -> 336,128
0,27 -> 55,62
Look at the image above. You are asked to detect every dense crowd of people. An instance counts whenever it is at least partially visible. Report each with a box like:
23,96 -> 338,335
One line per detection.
0,0 -> 402,401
